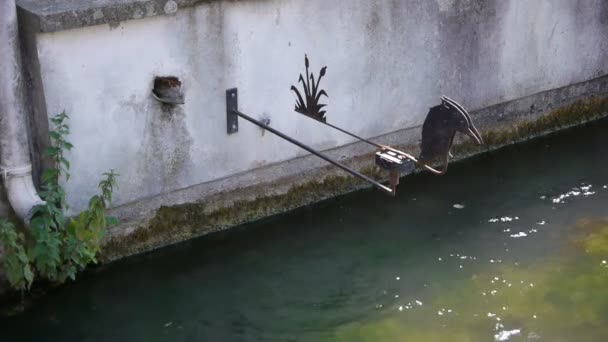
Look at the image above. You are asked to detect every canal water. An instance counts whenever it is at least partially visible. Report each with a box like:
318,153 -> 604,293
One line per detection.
2,118 -> 608,341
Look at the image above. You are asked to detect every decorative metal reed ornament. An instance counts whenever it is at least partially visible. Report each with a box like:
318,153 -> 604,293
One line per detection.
290,55 -> 328,122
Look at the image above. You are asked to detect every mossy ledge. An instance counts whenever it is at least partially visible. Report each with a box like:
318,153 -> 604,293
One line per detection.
101,95 -> 608,262
101,164 -> 384,261
451,96 -> 608,156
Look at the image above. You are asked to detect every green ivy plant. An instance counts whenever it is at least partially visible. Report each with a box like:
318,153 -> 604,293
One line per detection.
0,111 -> 117,291
0,220 -> 33,291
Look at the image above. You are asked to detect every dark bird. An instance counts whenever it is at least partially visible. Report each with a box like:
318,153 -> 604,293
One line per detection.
417,96 -> 483,174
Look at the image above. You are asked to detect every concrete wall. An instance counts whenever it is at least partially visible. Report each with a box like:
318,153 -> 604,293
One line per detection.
12,0 -> 608,215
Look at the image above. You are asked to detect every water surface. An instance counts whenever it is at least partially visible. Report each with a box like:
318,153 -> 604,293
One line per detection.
2,119 -> 608,341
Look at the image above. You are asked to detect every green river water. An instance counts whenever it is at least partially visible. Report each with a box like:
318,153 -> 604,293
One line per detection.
2,119 -> 608,341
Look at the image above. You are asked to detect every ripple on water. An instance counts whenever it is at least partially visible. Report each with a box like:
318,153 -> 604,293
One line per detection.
494,329 -> 521,341
549,183 -> 600,204
488,216 -> 520,223
336,218 -> 608,341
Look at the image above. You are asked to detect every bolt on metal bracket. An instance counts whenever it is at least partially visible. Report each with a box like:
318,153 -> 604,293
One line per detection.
227,88 -> 239,134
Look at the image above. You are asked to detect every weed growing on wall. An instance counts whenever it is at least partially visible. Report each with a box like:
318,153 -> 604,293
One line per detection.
0,220 -> 33,291
0,112 -> 117,291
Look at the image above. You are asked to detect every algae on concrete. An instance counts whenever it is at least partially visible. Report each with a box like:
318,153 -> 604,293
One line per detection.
102,171 -> 378,261
452,97 -> 608,156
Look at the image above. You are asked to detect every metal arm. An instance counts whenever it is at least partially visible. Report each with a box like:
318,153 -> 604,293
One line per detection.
313,119 -> 448,175
287,54 -> 453,176
226,89 -> 395,195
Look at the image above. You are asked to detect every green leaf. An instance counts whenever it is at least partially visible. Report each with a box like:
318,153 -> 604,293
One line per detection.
46,146 -> 59,156
23,264 -> 34,287
106,216 -> 118,226
42,169 -> 59,184
0,113 -> 121,291
60,157 -> 70,169
17,249 -> 29,264
0,219 -> 34,291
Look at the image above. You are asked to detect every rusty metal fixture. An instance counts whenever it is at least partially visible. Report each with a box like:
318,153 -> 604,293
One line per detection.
389,170 -> 400,192
375,149 -> 415,174
416,96 -> 484,174
372,97 -> 483,176
375,149 -> 415,192
286,56 -> 485,178
152,76 -> 184,105
442,96 -> 483,143
226,55 -> 484,196
290,55 -> 328,122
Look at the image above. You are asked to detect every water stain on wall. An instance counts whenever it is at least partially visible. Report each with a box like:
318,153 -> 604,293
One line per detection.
436,0 -> 504,106
136,100 -> 194,195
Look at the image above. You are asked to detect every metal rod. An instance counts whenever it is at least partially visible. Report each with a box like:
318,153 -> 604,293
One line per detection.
318,120 -> 447,175
322,121 -> 384,148
232,109 -> 395,195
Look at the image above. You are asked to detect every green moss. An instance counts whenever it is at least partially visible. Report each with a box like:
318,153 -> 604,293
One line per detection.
101,170 -> 380,260
360,164 -> 385,180
576,218 -> 608,257
452,96 -> 608,156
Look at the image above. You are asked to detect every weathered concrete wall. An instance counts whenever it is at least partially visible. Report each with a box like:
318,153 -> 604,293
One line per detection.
0,0 -> 604,266
15,0 -> 607,215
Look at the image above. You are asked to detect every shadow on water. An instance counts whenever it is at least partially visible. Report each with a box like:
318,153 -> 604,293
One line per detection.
2,118 -> 608,341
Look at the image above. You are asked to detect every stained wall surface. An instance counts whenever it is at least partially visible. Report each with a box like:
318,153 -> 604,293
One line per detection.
24,0 -> 608,213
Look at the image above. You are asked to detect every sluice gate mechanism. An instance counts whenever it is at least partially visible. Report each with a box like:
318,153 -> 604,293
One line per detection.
226,55 -> 484,196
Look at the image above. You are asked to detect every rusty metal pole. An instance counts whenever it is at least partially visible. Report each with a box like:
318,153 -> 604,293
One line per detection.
0,0 -> 44,222
232,109 -> 395,195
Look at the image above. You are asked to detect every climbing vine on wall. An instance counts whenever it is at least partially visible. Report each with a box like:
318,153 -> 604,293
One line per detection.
0,112 -> 118,291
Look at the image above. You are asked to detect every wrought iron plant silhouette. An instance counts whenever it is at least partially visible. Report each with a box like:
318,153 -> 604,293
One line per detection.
290,55 -> 328,122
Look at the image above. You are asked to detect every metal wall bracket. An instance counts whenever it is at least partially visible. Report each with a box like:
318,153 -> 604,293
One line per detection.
226,88 -> 238,134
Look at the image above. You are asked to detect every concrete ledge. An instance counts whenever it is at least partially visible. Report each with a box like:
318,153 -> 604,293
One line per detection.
16,0 -> 211,32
